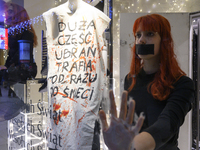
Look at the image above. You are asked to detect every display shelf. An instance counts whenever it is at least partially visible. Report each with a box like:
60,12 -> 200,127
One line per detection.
8,80 -> 48,150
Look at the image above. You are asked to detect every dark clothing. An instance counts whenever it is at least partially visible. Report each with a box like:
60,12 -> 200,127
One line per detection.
124,68 -> 194,150
5,30 -> 34,68
4,30 -> 36,84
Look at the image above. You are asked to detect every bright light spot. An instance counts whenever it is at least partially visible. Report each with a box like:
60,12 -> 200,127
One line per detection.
152,4 -> 156,8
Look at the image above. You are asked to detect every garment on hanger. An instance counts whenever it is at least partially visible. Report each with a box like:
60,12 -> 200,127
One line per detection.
43,1 -> 110,149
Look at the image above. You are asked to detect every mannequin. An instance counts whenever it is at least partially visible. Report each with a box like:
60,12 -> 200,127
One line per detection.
43,1 -> 110,149
68,0 -> 81,13
68,0 -> 102,12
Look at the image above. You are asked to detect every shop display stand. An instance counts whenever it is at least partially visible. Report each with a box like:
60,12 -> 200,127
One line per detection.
7,80 -> 48,150
7,29 -> 49,150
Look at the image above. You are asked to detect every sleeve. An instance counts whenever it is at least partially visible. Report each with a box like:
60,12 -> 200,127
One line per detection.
94,8 -> 110,36
144,76 -> 195,149
93,8 -> 110,51
92,7 -> 110,113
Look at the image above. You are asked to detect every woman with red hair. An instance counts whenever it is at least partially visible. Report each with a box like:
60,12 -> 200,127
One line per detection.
100,14 -> 194,150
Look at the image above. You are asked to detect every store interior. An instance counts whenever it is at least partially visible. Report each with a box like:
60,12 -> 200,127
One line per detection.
0,0 -> 200,149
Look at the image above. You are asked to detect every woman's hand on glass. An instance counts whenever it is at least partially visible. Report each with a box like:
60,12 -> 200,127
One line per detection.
99,90 -> 144,150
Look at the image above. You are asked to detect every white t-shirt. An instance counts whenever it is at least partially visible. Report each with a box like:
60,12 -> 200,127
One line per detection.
43,1 -> 110,149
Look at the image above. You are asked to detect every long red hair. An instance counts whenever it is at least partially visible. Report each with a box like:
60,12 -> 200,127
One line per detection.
127,14 -> 186,101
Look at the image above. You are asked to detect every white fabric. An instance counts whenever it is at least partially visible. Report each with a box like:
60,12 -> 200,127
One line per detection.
43,1 -> 110,149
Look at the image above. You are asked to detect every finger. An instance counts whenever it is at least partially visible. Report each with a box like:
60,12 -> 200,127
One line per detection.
119,91 -> 128,120
109,90 -> 117,117
99,110 -> 109,131
126,99 -> 135,124
133,112 -> 145,133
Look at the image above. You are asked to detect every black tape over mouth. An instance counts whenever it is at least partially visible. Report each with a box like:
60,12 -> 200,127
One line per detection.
136,44 -> 154,55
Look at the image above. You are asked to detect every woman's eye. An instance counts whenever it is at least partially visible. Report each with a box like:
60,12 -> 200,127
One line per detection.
147,32 -> 155,37
135,33 -> 141,38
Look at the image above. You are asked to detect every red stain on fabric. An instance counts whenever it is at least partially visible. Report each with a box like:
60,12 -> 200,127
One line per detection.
86,82 -> 91,87
62,109 -> 69,117
54,117 -> 60,125
78,113 -> 86,123
84,100 -> 88,105
53,103 -> 61,111
81,104 -> 87,108
92,59 -> 96,63
92,64 -> 95,71
57,92 -> 78,103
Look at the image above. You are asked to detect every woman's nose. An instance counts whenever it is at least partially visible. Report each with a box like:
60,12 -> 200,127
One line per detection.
138,36 -> 146,44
